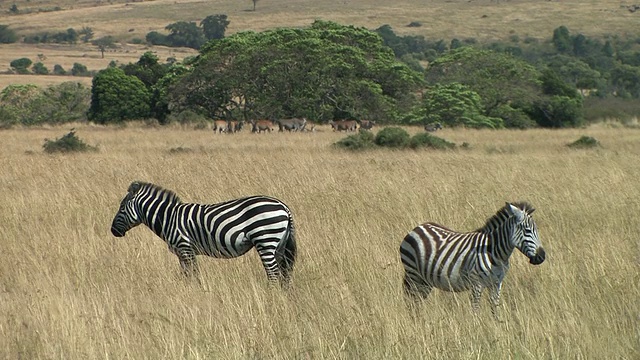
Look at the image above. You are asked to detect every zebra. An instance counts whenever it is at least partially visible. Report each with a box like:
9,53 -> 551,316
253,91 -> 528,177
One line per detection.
399,202 -> 545,320
110,181 -> 297,286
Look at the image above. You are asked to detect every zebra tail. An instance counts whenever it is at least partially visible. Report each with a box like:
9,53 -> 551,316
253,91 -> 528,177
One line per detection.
277,212 -> 297,284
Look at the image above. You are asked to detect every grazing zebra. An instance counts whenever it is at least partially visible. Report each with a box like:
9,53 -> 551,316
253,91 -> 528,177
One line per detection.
399,202 -> 546,319
111,181 -> 297,286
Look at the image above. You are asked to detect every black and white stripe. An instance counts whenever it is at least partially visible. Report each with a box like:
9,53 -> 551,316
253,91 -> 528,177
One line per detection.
111,181 -> 297,285
399,202 -> 545,319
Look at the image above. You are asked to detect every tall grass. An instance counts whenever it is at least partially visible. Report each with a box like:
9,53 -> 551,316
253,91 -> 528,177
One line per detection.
0,124 -> 638,358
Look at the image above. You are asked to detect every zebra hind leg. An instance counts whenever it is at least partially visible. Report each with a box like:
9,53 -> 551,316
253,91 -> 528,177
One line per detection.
255,242 -> 282,284
403,274 -> 432,303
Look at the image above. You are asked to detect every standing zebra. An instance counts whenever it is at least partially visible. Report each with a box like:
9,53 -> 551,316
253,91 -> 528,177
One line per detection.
399,202 -> 545,319
110,181 -> 297,286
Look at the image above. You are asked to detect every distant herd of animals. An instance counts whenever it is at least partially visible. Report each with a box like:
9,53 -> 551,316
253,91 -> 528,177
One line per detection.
209,119 -> 443,134
111,181 -> 545,320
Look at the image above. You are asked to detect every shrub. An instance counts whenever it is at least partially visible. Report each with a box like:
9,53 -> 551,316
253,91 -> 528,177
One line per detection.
409,133 -> 456,150
0,24 -> 18,44
32,62 -> 49,75
374,127 -> 410,148
567,136 -> 600,149
43,130 -> 97,153
71,63 -> 89,76
334,130 -> 375,151
53,64 -> 66,75
10,57 -> 32,73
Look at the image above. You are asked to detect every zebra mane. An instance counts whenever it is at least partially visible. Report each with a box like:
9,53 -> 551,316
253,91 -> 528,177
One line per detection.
131,181 -> 182,203
477,202 -> 535,233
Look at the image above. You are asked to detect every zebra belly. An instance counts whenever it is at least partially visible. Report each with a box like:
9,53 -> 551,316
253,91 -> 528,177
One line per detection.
429,262 -> 476,292
200,233 -> 253,258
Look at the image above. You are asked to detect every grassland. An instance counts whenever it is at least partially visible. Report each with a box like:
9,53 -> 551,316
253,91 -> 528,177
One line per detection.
0,124 -> 638,359
1,0 -> 639,90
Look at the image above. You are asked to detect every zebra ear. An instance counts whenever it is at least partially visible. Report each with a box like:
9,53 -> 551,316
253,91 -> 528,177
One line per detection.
506,203 -> 525,222
128,181 -> 142,194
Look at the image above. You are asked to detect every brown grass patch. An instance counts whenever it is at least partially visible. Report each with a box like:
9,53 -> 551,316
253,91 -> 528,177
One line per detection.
0,124 -> 638,358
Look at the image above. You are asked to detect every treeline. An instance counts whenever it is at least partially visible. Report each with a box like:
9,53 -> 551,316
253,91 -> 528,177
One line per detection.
0,14 -> 229,49
2,20 -> 640,129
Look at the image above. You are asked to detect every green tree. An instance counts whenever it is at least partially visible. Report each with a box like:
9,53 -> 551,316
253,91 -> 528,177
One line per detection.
92,36 -> 117,58
32,62 -> 49,75
53,64 -> 66,75
609,63 -> 640,98
426,47 -> 541,119
0,24 -> 18,43
145,31 -> 169,46
78,27 -> 94,43
421,83 -> 503,129
165,21 -> 205,49
71,63 -> 89,76
201,14 -> 229,41
10,58 -> 32,74
43,82 -> 91,122
88,67 -> 151,123
120,52 -> 171,122
552,26 -> 572,53
545,56 -> 602,90
170,21 -> 423,122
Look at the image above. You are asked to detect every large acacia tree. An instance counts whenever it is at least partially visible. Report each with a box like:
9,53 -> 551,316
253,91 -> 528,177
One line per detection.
168,20 -> 423,122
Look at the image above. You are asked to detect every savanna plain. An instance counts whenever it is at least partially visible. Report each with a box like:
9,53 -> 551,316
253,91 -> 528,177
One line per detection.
0,124 -> 639,359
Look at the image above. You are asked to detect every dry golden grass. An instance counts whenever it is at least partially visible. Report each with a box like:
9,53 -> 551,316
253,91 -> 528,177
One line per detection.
1,0 -> 638,90
0,124 -> 638,358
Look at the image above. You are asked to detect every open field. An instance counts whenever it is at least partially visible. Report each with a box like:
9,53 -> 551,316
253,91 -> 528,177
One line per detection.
1,0 -> 639,90
1,124 -> 638,358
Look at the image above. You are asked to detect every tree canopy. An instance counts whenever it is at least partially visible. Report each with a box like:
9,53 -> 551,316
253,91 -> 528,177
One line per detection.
168,21 -> 423,122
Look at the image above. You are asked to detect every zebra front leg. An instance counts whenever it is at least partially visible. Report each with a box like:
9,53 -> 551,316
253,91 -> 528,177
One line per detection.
470,284 -> 483,314
178,251 -> 203,286
488,282 -> 503,322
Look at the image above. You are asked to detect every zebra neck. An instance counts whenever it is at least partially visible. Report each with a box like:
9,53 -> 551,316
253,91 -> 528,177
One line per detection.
136,197 -> 179,239
486,226 -> 517,264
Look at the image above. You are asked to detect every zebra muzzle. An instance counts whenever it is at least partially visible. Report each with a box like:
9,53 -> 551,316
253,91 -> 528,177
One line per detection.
529,248 -> 546,265
111,227 -> 126,237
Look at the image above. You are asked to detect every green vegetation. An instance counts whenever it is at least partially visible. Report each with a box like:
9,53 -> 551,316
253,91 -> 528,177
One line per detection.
0,82 -> 90,127
9,57 -> 32,74
88,67 -> 151,123
334,130 -> 375,150
169,21 -> 422,123
0,24 -> 18,43
567,135 -> 600,149
43,130 -> 97,153
336,127 -> 456,151
145,15 -> 229,49
409,133 -> 456,150
374,127 -> 411,148
3,18 -> 640,128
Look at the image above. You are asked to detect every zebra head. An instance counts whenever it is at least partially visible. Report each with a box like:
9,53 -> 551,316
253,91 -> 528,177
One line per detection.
110,182 -> 144,237
506,202 -> 546,265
